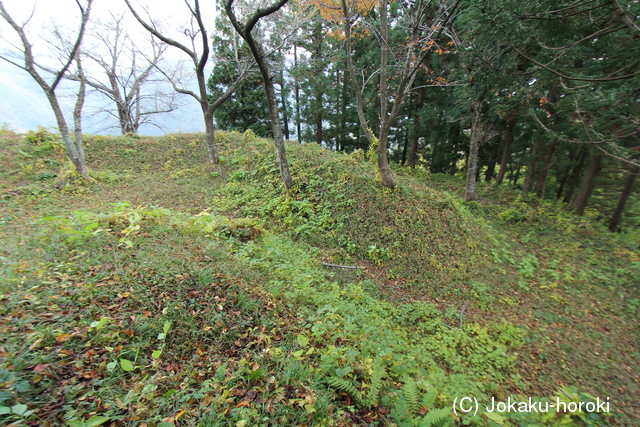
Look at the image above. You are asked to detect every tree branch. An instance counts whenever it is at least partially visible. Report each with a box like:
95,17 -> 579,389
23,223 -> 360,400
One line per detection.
124,0 -> 196,60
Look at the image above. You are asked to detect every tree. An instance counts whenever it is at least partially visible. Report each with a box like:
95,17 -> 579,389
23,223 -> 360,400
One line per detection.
207,3 -> 269,137
209,64 -> 271,136
224,0 -> 294,192
339,0 -> 462,188
609,164 -> 640,232
125,0 -> 250,164
0,0 -> 93,178
73,14 -> 178,135
469,0 -> 640,212
464,98 -> 497,201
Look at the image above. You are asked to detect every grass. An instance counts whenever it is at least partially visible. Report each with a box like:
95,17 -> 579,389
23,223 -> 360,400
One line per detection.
0,128 -> 638,426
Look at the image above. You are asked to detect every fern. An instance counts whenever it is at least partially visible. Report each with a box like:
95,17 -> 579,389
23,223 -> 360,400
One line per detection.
421,387 -> 437,410
326,376 -> 362,405
418,407 -> 452,427
401,378 -> 420,415
365,357 -> 386,406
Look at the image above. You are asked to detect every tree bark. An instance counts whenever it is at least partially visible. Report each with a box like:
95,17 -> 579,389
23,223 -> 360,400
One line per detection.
465,101 -> 483,202
608,165 -> 640,232
225,0 -> 294,193
375,0 -> 397,188
204,109 -> 218,164
496,119 -> 515,185
572,149 -> 603,215
73,57 -> 89,177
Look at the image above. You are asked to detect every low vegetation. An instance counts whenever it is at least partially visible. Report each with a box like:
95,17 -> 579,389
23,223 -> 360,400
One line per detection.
1,128 -> 638,426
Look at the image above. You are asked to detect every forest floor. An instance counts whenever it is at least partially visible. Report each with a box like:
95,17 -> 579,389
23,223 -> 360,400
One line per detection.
1,129 -> 638,427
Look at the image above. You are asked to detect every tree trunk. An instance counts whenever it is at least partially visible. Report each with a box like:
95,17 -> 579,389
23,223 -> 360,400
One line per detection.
46,89 -> 89,178
430,138 -> 439,173
224,0 -> 293,193
377,126 -> 397,187
608,165 -> 640,232
313,23 -> 323,145
279,67 -> 290,140
563,146 -> 588,204
465,101 -> 483,202
496,119 -> 515,185
315,99 -> 323,145
294,44 -> 302,143
556,175 -> 568,200
521,139 -> 543,196
572,149 -> 603,215
484,137 -> 500,182
408,86 -> 424,168
512,164 -> 521,185
409,122 -> 419,168
261,56 -> 294,191
204,108 -> 219,165
339,67 -> 347,151
401,125 -> 408,166
534,140 -> 558,197
375,0 -> 397,188
73,59 -> 89,177
133,84 -> 141,134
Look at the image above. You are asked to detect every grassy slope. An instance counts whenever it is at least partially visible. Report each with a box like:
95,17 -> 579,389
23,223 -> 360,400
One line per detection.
0,129 -> 638,426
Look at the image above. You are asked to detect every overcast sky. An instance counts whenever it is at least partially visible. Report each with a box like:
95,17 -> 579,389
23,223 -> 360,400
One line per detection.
1,0 -> 217,60
0,0 -> 220,134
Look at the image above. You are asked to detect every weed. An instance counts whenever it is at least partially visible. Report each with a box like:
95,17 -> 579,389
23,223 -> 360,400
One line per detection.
1,130 -> 638,425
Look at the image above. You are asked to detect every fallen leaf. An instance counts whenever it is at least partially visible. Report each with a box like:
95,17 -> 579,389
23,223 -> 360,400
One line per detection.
55,333 -> 72,343
33,363 -> 48,373
201,394 -> 214,407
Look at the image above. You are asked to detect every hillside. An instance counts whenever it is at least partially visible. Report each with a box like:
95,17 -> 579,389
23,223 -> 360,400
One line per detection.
1,129 -> 638,426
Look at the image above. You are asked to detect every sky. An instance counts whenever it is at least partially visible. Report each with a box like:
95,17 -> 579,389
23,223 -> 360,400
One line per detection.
0,0 -> 219,134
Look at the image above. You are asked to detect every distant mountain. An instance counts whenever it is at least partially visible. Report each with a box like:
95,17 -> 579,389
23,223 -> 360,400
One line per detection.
0,61 -> 205,136
0,62 -> 58,132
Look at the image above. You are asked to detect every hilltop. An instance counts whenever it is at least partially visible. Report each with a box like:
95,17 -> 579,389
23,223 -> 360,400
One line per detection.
1,129 -> 638,426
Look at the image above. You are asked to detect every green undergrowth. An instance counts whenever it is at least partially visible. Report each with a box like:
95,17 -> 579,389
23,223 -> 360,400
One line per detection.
1,202 -> 586,426
1,129 -> 638,426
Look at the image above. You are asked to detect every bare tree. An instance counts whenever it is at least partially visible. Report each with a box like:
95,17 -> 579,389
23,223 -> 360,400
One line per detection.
224,0 -> 294,193
67,14 -> 178,135
0,0 -> 93,178
340,0 -> 461,188
125,0 -> 250,165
